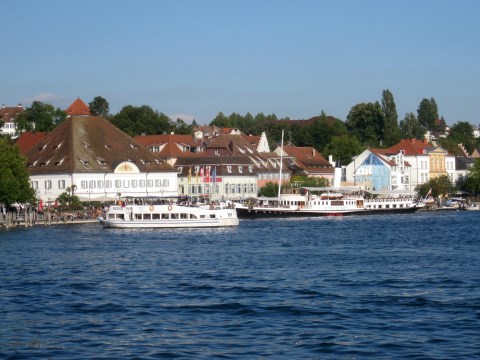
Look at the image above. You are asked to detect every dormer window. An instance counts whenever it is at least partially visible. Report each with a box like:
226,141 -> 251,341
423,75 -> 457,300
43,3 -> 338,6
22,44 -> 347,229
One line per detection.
79,158 -> 89,167
53,141 -> 64,150
249,166 -> 254,173
130,144 -> 138,149
84,143 -> 92,149
104,144 -> 112,149
55,157 -> 66,166
238,166 -> 243,173
97,159 -> 107,166
38,144 -> 47,151
227,166 -> 232,173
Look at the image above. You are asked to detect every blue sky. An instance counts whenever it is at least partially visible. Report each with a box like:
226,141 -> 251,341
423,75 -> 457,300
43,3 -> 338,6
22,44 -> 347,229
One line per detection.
2,0 -> 479,125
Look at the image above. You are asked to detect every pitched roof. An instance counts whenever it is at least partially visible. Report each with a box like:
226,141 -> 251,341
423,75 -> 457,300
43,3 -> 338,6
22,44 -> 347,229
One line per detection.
65,98 -> 90,116
280,146 -> 333,175
15,131 -> 47,154
0,105 -> 24,121
134,134 -> 200,158
379,139 -> 431,156
25,115 -> 175,174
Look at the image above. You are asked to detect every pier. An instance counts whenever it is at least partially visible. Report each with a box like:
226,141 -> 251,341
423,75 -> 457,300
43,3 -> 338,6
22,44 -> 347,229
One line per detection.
0,211 -> 98,229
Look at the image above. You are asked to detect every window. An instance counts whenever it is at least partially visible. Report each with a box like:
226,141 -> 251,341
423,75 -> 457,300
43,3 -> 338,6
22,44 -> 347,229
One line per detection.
227,166 -> 232,173
115,180 -> 121,188
131,180 -> 137,188
89,180 -> 96,189
163,179 -> 169,187
81,180 -> 88,189
106,180 -> 112,188
249,166 -> 253,173
147,180 -> 153,188
155,179 -> 161,187
238,166 -> 243,173
97,180 -> 103,189
31,181 -> 38,190
123,180 -> 129,188
58,180 -> 65,189
45,180 -> 52,190
139,180 -> 145,187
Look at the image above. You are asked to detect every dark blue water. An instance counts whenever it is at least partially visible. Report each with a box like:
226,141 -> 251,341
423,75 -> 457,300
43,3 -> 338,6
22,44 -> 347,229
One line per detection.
1,211 -> 479,359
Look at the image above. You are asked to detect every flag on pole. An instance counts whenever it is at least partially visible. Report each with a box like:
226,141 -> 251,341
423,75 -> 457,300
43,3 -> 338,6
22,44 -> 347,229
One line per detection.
211,166 -> 216,184
187,167 -> 192,184
195,167 -> 199,183
205,166 -> 210,182
199,167 -> 204,182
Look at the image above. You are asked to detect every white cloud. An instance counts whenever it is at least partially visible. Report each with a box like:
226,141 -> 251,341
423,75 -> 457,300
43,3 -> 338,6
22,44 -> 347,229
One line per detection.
22,93 -> 73,109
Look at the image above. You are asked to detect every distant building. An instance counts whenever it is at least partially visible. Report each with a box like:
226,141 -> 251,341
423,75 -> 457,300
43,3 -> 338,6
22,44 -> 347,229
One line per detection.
0,104 -> 24,138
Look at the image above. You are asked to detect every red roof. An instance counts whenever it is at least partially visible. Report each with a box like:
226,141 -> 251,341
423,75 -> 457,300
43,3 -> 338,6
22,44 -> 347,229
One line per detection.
15,132 -> 47,155
0,105 -> 24,121
377,139 -> 431,156
65,98 -> 90,116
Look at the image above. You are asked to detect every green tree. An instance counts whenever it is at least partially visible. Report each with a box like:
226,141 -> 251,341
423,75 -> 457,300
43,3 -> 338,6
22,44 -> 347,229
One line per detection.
416,175 -> 456,199
399,112 -> 425,139
346,102 -> 384,147
210,112 -> 230,127
447,121 -> 476,154
0,138 -> 35,207
381,89 -> 401,146
15,101 -> 66,134
417,98 -> 437,131
258,182 -> 279,197
172,118 -> 193,135
323,134 -> 364,166
111,105 -> 171,136
89,96 -> 110,117
459,159 -> 480,199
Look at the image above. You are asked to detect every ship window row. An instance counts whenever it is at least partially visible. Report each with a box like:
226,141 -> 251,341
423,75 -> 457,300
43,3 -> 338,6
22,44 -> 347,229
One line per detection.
109,213 -> 216,220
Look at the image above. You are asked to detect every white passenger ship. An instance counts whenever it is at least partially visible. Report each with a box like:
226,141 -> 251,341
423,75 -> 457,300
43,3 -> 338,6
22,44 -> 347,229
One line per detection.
98,197 -> 239,228
235,187 -> 424,218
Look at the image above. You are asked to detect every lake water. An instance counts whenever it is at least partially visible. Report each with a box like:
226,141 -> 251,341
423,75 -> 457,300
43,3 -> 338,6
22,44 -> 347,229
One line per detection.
1,210 -> 479,359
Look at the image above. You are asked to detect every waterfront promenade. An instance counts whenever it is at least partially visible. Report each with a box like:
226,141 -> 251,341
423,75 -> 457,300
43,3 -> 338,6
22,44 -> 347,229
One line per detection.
0,211 -> 98,229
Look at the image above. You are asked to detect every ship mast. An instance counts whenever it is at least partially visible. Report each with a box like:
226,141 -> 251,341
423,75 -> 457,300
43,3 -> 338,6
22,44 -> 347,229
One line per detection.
277,130 -> 284,199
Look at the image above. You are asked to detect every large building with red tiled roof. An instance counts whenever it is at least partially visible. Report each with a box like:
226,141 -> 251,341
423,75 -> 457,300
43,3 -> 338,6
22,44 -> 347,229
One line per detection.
24,114 -> 178,204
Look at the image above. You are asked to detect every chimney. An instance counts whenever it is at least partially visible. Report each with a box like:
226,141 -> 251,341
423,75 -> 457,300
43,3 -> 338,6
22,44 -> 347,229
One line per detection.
313,148 -> 316,156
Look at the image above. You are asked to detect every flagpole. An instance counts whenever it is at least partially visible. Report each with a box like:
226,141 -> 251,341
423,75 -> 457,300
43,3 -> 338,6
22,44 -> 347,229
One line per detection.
277,130 -> 284,199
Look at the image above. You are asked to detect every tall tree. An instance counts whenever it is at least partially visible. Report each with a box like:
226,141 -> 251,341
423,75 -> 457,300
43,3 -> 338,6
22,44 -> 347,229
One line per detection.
210,112 -> 230,127
89,96 -> 110,118
447,121 -> 476,154
0,138 -> 36,207
381,89 -> 401,146
15,101 -> 66,134
417,98 -> 437,131
323,134 -> 364,166
399,112 -> 425,139
346,102 -> 384,147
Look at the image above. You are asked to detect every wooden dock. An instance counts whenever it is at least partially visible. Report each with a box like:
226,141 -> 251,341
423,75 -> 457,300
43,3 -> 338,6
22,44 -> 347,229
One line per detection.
0,211 -> 99,229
